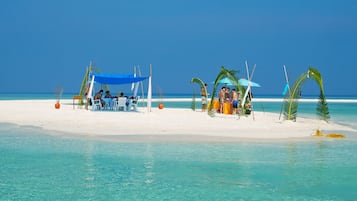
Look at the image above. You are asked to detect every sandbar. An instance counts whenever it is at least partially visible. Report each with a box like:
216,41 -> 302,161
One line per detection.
0,100 -> 354,141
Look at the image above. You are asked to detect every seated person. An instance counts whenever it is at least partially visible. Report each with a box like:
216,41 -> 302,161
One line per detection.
117,92 -> 129,106
127,96 -> 139,111
129,96 -> 138,104
104,90 -> 112,98
94,89 -> 105,107
104,90 -> 115,108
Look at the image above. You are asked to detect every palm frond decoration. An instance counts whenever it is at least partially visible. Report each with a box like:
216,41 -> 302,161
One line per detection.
191,77 -> 206,87
80,62 -> 110,96
283,73 -> 308,121
191,91 -> 196,111
308,68 -> 330,122
283,67 -> 330,122
316,90 -> 330,122
191,77 -> 206,111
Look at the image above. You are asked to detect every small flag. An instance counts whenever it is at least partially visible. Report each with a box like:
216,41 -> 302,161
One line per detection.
282,83 -> 289,96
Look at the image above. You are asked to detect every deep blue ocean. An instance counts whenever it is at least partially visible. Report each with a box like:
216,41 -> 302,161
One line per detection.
1,93 -> 357,200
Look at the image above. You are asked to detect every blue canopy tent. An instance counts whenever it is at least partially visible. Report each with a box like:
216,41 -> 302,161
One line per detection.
88,73 -> 149,96
87,70 -> 152,112
89,73 -> 149,85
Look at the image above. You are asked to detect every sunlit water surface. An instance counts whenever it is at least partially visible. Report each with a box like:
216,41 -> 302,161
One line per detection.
1,124 -> 357,200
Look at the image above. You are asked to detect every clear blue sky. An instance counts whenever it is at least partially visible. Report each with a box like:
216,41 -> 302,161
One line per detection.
1,0 -> 356,96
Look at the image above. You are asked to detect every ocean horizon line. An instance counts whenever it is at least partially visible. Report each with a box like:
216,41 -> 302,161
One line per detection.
1,96 -> 357,103
1,92 -> 357,99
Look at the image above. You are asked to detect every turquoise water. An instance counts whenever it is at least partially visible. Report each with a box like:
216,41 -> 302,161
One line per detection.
1,94 -> 357,200
1,124 -> 357,200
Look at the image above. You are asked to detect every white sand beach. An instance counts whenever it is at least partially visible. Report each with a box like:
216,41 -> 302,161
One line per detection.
0,100 -> 355,141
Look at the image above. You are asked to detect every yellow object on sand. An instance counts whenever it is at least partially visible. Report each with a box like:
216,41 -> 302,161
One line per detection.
325,133 -> 345,138
314,129 -> 324,136
314,129 -> 345,138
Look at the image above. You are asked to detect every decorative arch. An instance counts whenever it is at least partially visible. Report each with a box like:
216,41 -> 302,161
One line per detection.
191,77 -> 207,95
283,67 -> 330,122
190,77 -> 207,111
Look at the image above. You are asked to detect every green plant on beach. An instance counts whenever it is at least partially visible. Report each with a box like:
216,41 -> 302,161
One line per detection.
316,92 -> 330,121
190,77 -> 206,111
79,62 -> 110,104
283,67 -> 330,122
191,91 -> 196,111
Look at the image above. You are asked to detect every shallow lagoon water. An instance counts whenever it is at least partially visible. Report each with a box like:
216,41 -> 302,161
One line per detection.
1,124 -> 357,200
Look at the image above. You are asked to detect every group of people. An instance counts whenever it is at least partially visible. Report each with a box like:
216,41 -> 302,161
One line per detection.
200,84 -> 242,114
89,90 -> 128,109
218,86 -> 240,114
92,90 -> 139,111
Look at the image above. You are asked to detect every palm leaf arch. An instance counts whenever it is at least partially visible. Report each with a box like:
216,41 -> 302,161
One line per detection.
208,66 -> 245,115
190,77 -> 207,110
191,77 -> 205,87
283,67 -> 330,122
191,77 -> 206,93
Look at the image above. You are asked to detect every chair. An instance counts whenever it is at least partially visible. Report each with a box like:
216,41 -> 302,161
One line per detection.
111,98 -> 118,111
92,98 -> 102,111
103,98 -> 112,110
116,97 -> 127,111
72,95 -> 83,109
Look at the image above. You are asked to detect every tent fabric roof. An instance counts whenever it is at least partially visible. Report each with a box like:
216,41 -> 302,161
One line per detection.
90,73 -> 149,85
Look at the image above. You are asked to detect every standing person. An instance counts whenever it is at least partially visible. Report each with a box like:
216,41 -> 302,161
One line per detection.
200,83 -> 208,112
225,87 -> 231,102
224,87 -> 232,114
231,88 -> 239,114
219,86 -> 226,113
